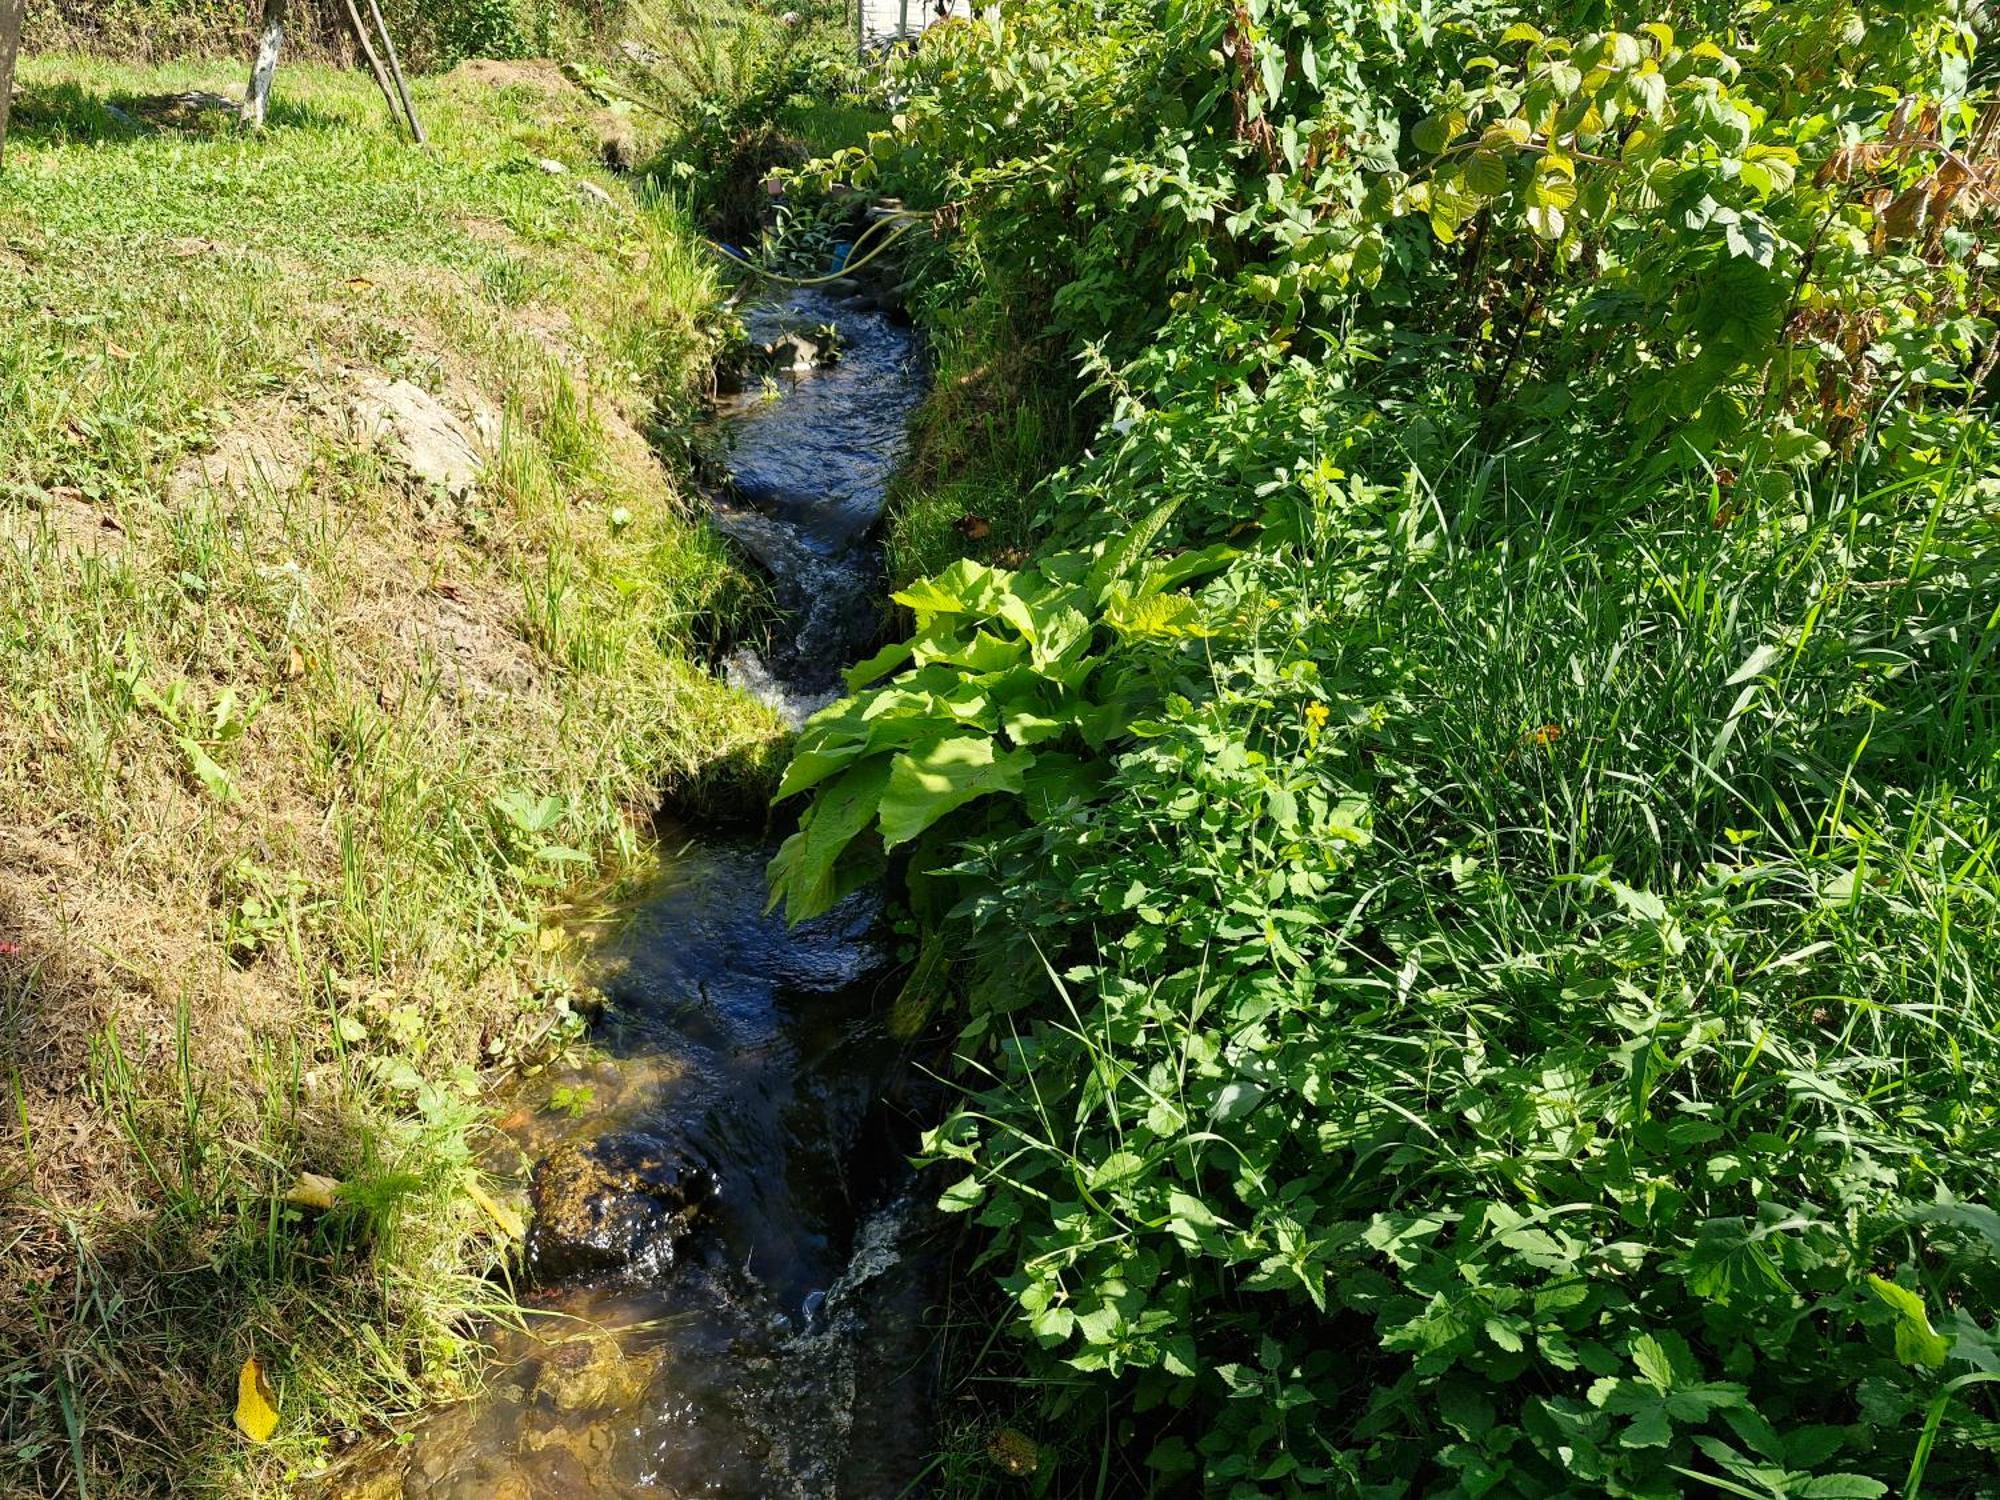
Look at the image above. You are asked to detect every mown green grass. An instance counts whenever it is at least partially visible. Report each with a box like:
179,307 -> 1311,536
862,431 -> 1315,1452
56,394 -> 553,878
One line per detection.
0,54 -> 776,1496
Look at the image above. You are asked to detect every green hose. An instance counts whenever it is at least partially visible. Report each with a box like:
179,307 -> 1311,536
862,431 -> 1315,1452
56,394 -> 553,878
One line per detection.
707,210 -> 925,288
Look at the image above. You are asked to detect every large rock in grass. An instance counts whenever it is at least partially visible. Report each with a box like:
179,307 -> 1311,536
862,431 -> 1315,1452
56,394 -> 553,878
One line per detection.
526,1133 -> 716,1280
348,375 -> 498,499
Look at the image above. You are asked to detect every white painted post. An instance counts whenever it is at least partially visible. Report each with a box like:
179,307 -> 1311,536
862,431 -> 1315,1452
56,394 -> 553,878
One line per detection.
242,0 -> 285,128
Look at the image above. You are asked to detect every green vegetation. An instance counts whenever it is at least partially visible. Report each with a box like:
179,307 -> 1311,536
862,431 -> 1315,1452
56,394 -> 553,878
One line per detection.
777,2 -> 2000,1494
579,0 -> 864,239
0,54 -> 775,1495
24,1 -> 620,70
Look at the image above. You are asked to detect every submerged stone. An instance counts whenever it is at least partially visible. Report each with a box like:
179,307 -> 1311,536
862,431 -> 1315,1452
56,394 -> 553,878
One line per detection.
531,1333 -> 658,1412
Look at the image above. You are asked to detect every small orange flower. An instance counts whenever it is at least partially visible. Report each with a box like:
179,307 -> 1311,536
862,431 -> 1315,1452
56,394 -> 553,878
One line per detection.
1526,722 -> 1563,747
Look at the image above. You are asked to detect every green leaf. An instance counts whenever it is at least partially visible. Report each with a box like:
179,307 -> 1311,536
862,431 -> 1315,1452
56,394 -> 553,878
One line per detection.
877,736 -> 1033,848
1869,1275 -> 1950,1368
1464,148 -> 1510,198
1632,1333 -> 1674,1390
1793,1477 -> 1888,1498
768,756 -> 893,920
773,701 -> 872,801
845,638 -> 913,691
181,738 -> 235,803
1723,213 -> 1779,265
1412,109 -> 1466,155
1725,642 -> 1783,685
1609,879 -> 1668,923
1105,592 -> 1212,641
1086,497 -> 1183,603
1622,1400 -> 1674,1448
493,790 -> 564,834
1089,1150 -> 1146,1189
938,1174 -> 986,1212
1527,160 -> 1578,210
1627,69 -> 1668,118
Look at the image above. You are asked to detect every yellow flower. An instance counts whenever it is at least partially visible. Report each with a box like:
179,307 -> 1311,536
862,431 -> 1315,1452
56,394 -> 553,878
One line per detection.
1304,702 -> 1330,729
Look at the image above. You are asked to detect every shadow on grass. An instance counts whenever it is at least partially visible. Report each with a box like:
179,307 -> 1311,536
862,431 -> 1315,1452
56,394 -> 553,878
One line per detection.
5,77 -> 367,149
0,882 -> 497,1497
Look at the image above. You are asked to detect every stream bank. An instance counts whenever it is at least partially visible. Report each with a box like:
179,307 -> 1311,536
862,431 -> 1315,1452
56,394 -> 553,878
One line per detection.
337,282 -> 939,1498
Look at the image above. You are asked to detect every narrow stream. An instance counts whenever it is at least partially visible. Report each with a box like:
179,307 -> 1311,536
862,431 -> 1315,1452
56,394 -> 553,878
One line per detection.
357,289 -> 933,1499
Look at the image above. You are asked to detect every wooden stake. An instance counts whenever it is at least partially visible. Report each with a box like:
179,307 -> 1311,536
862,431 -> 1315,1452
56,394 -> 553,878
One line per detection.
363,0 -> 425,147
241,0 -> 286,128
0,0 -> 26,171
338,0 -> 404,139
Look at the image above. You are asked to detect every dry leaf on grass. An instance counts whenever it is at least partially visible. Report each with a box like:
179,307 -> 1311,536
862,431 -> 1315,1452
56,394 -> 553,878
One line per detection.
235,1356 -> 280,1444
283,1172 -> 341,1211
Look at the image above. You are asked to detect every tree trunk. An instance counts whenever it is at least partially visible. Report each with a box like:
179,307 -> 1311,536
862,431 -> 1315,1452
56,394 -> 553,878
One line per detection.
0,0 -> 26,171
242,0 -> 286,129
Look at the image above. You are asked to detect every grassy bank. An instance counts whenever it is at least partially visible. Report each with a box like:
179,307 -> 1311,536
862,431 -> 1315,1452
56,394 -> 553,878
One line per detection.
779,4 -> 2000,1495
0,54 -> 776,1495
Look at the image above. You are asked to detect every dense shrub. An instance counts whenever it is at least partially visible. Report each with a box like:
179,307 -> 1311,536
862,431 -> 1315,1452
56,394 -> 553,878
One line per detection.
609,0 -> 857,237
776,0 -> 2000,1492
22,0 -> 621,69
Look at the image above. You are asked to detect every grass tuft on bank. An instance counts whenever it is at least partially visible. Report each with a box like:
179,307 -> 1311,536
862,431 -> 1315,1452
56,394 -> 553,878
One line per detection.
0,55 -> 775,1496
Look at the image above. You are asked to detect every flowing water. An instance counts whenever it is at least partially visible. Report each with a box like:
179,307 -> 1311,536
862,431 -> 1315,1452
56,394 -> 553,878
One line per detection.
352,289 -> 934,1499
715,288 -> 926,725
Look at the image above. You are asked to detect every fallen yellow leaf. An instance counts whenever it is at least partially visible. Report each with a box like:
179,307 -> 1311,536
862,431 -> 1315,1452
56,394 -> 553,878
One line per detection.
283,1172 -> 341,1212
234,1356 -> 279,1445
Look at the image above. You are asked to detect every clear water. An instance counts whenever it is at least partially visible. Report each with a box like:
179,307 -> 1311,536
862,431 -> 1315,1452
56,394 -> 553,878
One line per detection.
354,291 -> 934,1499
714,288 -> 925,724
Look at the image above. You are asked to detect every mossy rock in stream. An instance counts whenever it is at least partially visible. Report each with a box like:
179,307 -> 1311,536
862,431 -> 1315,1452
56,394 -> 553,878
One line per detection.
526,1134 -> 717,1281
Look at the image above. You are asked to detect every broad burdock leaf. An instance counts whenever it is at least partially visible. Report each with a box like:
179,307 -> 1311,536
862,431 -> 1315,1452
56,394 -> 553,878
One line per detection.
878,737 -> 1034,848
